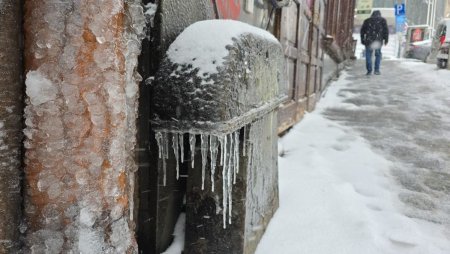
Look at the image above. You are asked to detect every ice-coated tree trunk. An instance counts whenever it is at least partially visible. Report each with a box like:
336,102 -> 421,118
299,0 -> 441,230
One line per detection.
23,1 -> 145,252
0,1 -> 23,252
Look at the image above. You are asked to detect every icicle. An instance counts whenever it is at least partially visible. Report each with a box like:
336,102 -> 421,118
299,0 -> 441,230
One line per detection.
163,132 -> 169,159
243,125 -> 247,157
200,134 -> 208,190
256,119 -> 263,172
247,126 -> 254,174
222,135 -> 230,228
228,133 -> 234,189
233,131 -> 240,184
227,133 -> 233,224
219,135 -> 225,166
152,123 -> 254,227
162,158 -> 167,186
222,135 -> 228,229
222,135 -> 228,167
179,133 -> 184,163
155,132 -> 163,159
189,133 -> 196,168
172,133 -> 180,180
162,132 -> 169,186
155,131 -> 168,185
210,135 -> 218,192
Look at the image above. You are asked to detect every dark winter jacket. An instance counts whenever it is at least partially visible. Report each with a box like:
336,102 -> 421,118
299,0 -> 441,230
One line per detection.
360,11 -> 389,46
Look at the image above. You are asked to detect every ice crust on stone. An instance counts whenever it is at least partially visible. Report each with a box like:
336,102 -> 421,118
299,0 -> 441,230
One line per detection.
155,118 -> 266,228
167,20 -> 279,78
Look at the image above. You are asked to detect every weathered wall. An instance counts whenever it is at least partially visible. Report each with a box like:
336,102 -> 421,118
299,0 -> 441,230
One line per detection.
0,1 -> 23,252
322,0 -> 356,90
325,0 -> 356,60
22,0 -> 144,252
321,54 -> 338,85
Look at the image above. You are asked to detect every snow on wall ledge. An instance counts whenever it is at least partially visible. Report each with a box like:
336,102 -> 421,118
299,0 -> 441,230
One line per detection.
151,20 -> 285,230
23,1 -> 145,253
167,19 -> 279,78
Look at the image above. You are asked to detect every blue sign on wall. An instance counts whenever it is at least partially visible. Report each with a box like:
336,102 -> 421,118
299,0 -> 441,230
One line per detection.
395,3 -> 406,16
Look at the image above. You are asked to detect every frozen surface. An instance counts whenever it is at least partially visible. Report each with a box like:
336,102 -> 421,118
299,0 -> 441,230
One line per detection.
22,0 -> 145,252
167,20 -> 278,77
161,213 -> 186,254
25,71 -> 58,106
155,128 -> 247,228
144,2 -> 156,16
256,59 -> 450,254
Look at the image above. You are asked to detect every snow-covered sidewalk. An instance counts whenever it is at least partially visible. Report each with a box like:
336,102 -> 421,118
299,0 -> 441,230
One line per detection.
256,60 -> 450,254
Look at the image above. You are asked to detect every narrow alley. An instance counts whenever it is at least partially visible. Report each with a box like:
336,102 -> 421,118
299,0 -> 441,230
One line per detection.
256,59 -> 450,254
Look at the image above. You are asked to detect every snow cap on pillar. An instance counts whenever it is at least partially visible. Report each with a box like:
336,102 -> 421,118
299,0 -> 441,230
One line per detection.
151,19 -> 287,134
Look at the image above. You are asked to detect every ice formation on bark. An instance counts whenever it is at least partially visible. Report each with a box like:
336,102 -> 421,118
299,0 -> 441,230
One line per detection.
23,0 -> 145,252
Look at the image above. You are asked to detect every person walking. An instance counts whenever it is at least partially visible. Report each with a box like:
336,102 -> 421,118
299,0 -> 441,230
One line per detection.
360,10 -> 389,75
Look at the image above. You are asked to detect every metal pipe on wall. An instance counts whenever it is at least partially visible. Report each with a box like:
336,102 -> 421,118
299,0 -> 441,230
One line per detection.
432,0 -> 437,29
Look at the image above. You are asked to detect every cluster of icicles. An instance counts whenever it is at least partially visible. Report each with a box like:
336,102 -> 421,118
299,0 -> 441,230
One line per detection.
155,120 -> 264,228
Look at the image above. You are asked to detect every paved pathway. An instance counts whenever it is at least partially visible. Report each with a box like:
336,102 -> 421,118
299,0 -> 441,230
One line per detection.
324,59 -> 450,226
256,59 -> 450,254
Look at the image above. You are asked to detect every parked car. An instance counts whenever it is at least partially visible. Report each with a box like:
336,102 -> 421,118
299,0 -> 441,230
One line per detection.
405,39 -> 431,62
429,19 -> 450,68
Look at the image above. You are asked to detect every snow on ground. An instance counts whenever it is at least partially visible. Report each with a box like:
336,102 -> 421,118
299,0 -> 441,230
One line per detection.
160,58 -> 449,254
161,213 -> 185,254
256,60 -> 450,254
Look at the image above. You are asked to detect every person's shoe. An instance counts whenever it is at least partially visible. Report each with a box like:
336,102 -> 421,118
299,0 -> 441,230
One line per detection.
374,71 -> 380,75
366,71 -> 372,75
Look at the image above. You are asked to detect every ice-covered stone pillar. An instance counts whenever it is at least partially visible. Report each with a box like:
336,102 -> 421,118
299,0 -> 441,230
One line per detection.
23,1 -> 145,252
0,1 -> 23,252
151,20 -> 286,254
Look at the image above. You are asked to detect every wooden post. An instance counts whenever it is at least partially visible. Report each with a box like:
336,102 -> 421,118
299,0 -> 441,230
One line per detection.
0,1 -> 23,252
22,1 -> 144,252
